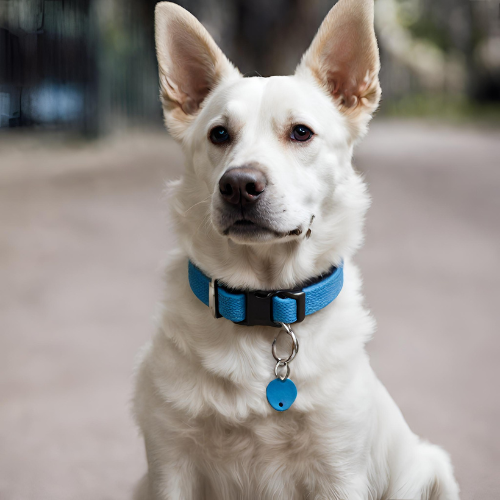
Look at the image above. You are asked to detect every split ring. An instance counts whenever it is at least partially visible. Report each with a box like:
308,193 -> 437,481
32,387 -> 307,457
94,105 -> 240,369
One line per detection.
274,361 -> 291,381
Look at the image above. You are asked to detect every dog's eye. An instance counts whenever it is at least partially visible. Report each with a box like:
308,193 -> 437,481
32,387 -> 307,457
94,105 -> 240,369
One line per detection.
210,126 -> 230,144
291,125 -> 313,142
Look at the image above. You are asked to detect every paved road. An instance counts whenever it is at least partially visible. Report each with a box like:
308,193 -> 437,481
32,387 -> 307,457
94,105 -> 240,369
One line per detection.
0,120 -> 499,499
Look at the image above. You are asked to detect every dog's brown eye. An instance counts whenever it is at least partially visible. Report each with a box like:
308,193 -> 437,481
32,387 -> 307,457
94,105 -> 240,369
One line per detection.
210,126 -> 230,144
291,124 -> 313,142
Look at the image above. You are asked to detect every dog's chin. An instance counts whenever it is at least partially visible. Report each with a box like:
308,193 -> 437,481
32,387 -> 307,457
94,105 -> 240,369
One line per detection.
221,220 -> 302,245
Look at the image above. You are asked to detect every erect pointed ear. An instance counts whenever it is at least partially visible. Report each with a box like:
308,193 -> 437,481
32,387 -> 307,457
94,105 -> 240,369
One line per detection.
155,2 -> 240,139
296,0 -> 381,136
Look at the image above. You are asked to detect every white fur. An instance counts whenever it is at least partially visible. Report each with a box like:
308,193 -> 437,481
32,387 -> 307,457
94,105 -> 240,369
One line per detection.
133,2 -> 460,499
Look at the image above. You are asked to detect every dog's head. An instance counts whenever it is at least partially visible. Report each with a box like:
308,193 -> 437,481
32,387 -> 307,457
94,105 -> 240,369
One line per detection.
155,0 -> 380,288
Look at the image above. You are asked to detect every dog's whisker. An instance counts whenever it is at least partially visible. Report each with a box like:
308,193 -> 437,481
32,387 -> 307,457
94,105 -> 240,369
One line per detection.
182,196 -> 211,216
202,214 -> 217,237
195,212 -> 211,235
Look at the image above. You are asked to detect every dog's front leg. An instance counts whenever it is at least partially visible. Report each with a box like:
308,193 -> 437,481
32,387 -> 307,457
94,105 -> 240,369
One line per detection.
138,436 -> 203,500
304,474 -> 368,500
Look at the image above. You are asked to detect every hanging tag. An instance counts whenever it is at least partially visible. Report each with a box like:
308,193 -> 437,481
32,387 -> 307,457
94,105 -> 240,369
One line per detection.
267,377 -> 297,411
266,323 -> 299,412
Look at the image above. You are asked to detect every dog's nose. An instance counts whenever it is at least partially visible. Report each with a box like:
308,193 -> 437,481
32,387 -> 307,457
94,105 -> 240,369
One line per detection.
219,167 -> 267,206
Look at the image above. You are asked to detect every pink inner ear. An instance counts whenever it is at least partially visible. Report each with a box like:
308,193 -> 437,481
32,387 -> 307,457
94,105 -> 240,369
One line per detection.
321,24 -> 376,108
326,69 -> 359,108
177,65 -> 212,113
168,32 -> 217,113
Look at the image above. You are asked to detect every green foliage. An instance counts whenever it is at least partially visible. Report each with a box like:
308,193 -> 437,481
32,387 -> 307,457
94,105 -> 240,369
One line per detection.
381,94 -> 500,125
407,16 -> 453,53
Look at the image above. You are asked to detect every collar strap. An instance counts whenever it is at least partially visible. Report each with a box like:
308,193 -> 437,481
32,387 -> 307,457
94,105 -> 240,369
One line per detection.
188,260 -> 343,327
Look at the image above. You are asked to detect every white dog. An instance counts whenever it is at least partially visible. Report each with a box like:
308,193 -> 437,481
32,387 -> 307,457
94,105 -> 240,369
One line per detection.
133,1 -> 460,498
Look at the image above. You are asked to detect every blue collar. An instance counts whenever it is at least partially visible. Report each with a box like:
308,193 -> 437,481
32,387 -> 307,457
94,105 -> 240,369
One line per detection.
188,260 -> 343,327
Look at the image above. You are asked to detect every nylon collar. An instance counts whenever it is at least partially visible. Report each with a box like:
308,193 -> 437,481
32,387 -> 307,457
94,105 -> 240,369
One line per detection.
188,260 -> 343,327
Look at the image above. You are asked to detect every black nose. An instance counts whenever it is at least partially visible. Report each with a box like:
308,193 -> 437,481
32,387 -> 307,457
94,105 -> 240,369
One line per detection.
219,167 -> 267,206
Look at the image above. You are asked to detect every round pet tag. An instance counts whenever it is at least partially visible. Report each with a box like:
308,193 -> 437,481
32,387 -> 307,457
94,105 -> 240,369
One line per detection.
266,378 -> 297,412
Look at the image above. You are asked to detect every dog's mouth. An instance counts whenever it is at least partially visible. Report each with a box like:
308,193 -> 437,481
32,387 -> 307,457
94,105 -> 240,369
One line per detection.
234,219 -> 256,228
223,219 -> 302,240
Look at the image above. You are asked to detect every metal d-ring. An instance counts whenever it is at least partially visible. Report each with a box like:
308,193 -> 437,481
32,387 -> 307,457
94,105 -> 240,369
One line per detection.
272,322 -> 299,364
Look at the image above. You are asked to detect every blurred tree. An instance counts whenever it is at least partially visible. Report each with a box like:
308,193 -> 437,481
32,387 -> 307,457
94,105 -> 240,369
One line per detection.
376,0 -> 500,106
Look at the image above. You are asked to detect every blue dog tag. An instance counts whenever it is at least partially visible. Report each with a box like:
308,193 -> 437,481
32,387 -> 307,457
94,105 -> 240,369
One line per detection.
266,378 -> 297,411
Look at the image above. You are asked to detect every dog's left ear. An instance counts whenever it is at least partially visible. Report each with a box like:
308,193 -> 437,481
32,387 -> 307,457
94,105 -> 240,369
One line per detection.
296,0 -> 381,138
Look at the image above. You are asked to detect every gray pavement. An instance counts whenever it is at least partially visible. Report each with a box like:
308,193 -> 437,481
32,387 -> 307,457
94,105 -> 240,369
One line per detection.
0,120 -> 499,499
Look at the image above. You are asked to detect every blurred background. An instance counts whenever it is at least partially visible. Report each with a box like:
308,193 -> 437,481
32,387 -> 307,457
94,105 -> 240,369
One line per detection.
1,0 -> 500,132
0,0 -> 499,499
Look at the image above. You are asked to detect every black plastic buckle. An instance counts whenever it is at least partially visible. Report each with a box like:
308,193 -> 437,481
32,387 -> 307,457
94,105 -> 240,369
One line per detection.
235,289 -> 306,327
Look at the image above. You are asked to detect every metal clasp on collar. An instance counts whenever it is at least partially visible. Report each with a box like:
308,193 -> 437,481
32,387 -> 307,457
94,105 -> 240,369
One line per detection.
277,291 -> 306,323
209,279 -> 221,319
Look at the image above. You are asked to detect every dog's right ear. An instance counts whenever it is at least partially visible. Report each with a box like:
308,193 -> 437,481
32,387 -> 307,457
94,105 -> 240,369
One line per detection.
155,2 -> 240,139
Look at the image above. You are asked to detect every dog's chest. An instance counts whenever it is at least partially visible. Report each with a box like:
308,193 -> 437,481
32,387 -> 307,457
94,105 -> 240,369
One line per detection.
183,411 -> 339,498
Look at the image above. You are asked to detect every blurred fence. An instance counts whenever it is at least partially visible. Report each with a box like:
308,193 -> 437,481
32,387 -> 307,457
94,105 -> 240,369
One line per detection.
0,0 -> 499,135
